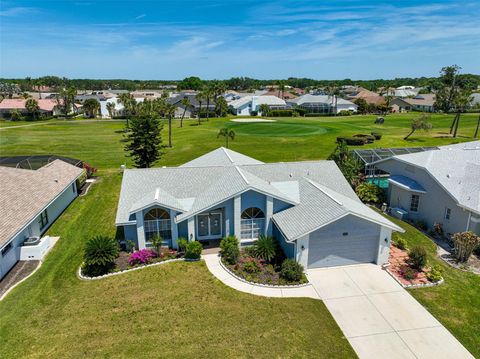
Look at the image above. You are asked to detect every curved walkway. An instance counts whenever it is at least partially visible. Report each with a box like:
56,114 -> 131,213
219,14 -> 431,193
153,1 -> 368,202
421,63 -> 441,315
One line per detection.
203,253 -> 319,298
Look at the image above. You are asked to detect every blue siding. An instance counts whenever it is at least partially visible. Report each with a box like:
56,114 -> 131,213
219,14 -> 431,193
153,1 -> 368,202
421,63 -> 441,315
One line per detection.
273,198 -> 292,213
273,223 -> 295,258
177,220 -> 188,239
241,190 -> 266,214
123,225 -> 138,246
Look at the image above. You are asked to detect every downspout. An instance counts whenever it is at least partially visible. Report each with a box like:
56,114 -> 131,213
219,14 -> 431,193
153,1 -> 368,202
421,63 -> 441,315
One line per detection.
466,211 -> 472,232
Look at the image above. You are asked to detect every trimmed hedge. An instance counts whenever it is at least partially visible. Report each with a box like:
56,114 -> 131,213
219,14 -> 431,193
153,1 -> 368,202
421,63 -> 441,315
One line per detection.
336,137 -> 366,145
353,134 -> 375,143
269,109 -> 294,117
371,132 -> 382,140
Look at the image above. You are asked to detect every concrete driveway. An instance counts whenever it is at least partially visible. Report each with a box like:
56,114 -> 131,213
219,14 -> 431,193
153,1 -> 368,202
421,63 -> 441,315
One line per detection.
306,264 -> 473,359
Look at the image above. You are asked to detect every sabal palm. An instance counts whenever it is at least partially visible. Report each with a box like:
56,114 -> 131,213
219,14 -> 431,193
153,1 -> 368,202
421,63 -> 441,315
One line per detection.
25,98 -> 40,119
180,97 -> 189,128
217,127 -> 235,148
164,103 -> 176,147
195,92 -> 204,125
106,102 -> 116,118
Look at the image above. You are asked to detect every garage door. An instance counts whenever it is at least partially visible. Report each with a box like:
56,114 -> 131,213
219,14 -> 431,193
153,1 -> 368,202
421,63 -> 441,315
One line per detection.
307,232 -> 379,268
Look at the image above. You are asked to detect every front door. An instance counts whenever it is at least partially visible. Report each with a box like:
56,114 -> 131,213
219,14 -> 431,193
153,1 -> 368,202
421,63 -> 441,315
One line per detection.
197,212 -> 223,239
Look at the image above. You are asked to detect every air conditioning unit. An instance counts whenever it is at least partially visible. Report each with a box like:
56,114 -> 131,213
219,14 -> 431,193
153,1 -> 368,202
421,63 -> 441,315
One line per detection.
23,236 -> 41,246
391,207 -> 408,220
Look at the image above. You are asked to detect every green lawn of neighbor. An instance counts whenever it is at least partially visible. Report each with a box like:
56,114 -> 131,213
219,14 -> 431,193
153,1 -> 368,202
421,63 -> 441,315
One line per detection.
387,216 -> 480,358
0,171 -> 355,359
0,113 -> 479,358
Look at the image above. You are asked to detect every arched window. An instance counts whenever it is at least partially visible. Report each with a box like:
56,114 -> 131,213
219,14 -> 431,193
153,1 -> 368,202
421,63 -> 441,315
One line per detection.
144,208 -> 172,242
144,208 -> 170,221
241,207 -> 264,220
240,207 -> 265,240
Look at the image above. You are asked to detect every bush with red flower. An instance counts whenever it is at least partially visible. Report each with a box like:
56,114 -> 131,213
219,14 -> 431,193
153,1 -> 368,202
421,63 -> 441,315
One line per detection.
128,249 -> 157,266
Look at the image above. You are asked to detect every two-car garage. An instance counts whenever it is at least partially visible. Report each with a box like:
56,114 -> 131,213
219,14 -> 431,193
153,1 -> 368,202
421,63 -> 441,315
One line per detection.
306,215 -> 383,269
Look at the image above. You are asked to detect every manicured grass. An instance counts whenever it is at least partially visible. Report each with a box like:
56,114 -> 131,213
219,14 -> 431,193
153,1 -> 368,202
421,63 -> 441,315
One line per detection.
0,172 -> 355,358
0,113 -> 478,169
389,217 -> 480,358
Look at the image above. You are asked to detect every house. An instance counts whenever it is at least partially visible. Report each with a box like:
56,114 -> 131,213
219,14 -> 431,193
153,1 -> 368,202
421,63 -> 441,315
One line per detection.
373,142 -> 480,237
0,99 -> 64,118
0,160 -> 84,279
287,94 -> 358,114
390,94 -> 436,113
115,148 -> 403,269
229,95 -> 287,116
167,93 -> 216,118
100,97 -> 146,118
349,89 -> 386,106
260,90 -> 297,100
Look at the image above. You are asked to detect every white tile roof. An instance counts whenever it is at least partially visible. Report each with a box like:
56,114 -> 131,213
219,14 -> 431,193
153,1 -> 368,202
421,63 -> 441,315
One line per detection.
0,160 -> 83,247
229,95 -> 286,109
116,148 -> 402,238
377,142 -> 480,214
288,94 -> 355,106
181,147 -> 263,167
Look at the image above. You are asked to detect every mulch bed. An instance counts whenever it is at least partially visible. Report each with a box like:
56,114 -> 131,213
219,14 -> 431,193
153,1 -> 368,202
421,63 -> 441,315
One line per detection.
388,245 -> 431,286
114,250 -> 184,272
0,261 -> 40,298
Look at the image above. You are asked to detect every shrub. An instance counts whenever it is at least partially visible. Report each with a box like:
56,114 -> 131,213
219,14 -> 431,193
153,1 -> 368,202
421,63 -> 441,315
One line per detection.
353,134 -> 375,143
402,266 -> 417,280
371,132 -> 382,140
305,113 -> 330,117
177,237 -> 188,253
355,182 -> 384,203
408,246 -> 427,270
280,259 -> 304,282
269,109 -> 294,117
452,231 -> 480,263
126,239 -> 136,253
254,235 -> 277,262
83,235 -> 120,276
413,220 -> 428,231
185,241 -> 203,259
243,258 -> 261,273
150,234 -> 164,255
337,110 -> 352,116
336,137 -> 366,146
220,236 -> 240,264
427,265 -> 442,282
83,162 -> 97,178
128,248 -> 157,266
393,236 -> 408,250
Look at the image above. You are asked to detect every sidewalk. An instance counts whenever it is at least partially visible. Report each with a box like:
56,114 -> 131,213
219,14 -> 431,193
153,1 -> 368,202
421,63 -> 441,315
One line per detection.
202,253 -> 319,299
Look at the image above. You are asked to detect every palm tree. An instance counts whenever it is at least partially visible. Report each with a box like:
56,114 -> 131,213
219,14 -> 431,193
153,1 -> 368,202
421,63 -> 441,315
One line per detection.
180,96 -> 190,128
83,98 -> 101,118
25,98 -> 40,120
195,92 -> 204,125
203,86 -> 213,121
164,103 -> 176,147
118,93 -> 136,128
106,101 -> 116,118
259,104 -> 270,117
217,128 -> 235,148
57,87 -> 77,117
474,114 -> 479,138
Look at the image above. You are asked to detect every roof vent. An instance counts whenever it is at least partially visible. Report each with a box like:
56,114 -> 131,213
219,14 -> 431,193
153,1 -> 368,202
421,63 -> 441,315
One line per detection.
446,174 -> 450,178
289,173 -> 293,177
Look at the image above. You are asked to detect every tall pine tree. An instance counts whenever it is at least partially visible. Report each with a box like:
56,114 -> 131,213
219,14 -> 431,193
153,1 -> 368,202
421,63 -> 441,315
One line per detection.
124,116 -> 164,168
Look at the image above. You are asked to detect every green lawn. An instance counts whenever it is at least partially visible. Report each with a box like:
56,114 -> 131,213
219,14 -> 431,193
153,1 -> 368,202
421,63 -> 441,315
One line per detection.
0,113 -> 479,358
0,171 -> 354,358
389,217 -> 480,358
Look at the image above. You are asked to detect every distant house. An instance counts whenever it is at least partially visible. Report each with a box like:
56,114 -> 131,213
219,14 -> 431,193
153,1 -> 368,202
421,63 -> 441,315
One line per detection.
167,93 -> 216,118
0,99 -> 63,118
469,93 -> 480,108
260,90 -> 297,100
229,95 -> 287,116
390,94 -> 435,113
115,148 -> 402,269
374,142 -> 480,237
349,89 -> 386,106
0,160 -> 84,279
287,94 -> 357,114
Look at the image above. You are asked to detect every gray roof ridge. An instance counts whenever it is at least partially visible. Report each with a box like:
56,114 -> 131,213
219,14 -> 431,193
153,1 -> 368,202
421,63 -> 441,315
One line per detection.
235,166 -> 249,184
305,178 -> 343,206
221,146 -> 235,163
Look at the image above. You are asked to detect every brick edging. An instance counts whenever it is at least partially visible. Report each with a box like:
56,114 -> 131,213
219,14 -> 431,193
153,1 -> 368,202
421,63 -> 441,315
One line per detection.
218,256 -> 311,289
77,257 -> 200,281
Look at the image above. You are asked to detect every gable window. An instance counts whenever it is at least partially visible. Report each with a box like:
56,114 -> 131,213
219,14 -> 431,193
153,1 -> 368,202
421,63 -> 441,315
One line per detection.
38,210 -> 49,230
144,208 -> 172,243
240,207 -> 265,241
410,195 -> 419,212
1,242 -> 12,256
445,208 -> 452,220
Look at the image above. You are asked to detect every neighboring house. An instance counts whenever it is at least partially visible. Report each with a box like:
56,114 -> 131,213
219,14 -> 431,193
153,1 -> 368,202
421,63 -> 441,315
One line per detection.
349,89 -> 386,106
100,97 -> 145,118
116,148 -> 402,269
0,99 -> 64,117
374,142 -> 480,237
0,160 -> 84,279
390,94 -> 436,113
167,93 -> 216,118
287,94 -> 358,114
469,93 -> 480,108
229,95 -> 287,116
260,90 -> 297,100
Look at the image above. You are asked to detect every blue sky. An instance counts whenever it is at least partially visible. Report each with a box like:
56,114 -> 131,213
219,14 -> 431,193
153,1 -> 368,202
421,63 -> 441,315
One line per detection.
1,0 -> 479,80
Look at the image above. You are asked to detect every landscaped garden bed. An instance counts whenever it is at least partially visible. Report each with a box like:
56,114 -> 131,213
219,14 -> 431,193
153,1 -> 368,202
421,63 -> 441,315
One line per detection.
386,237 -> 443,288
219,235 -> 308,286
79,235 -> 203,279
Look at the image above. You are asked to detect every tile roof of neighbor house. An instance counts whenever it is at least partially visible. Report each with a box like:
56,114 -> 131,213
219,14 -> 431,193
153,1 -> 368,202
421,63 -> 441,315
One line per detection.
403,94 -> 436,107
350,90 -> 386,105
0,160 -> 83,248
260,90 -> 297,100
116,148 -> 403,239
0,99 -> 60,111
288,94 -> 356,106
229,95 -> 286,109
375,141 -> 480,214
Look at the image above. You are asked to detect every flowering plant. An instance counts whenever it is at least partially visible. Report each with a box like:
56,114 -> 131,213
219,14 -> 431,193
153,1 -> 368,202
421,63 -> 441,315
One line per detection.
128,249 -> 157,266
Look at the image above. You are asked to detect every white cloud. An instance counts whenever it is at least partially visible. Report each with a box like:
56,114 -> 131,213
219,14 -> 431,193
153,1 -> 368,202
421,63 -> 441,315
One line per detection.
0,6 -> 36,17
